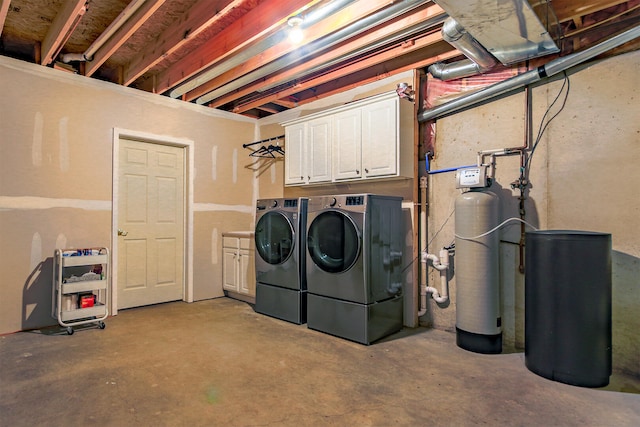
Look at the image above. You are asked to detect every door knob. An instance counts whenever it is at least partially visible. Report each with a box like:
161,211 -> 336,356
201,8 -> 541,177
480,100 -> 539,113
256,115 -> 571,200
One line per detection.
118,228 -> 128,236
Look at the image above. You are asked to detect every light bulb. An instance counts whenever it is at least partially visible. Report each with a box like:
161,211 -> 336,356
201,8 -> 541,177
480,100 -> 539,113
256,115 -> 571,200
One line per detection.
289,26 -> 303,44
287,15 -> 304,44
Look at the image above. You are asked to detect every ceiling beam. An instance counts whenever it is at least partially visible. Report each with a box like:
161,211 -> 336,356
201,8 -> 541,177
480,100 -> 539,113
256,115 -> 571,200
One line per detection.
203,5 -> 445,109
232,35 -> 456,113
85,0 -> 166,77
271,98 -> 299,109
122,0 -> 238,86
182,0 -> 401,102
563,3 -> 640,38
144,0 -> 321,94
0,0 -> 11,37
40,0 -> 87,65
292,43 -> 459,107
552,0 -> 633,22
256,105 -> 280,114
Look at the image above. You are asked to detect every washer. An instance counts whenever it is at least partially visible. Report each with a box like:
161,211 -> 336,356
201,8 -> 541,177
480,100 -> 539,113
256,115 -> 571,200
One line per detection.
305,194 -> 403,344
254,197 -> 308,324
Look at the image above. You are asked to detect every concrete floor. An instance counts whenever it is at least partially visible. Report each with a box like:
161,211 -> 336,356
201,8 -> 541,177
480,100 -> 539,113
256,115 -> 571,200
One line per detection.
1,298 -> 639,427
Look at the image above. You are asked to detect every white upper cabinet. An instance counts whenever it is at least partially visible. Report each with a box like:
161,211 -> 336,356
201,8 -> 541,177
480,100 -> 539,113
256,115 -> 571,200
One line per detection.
284,123 -> 305,185
333,108 -> 362,180
282,91 -> 413,186
284,117 -> 331,186
307,117 -> 332,184
361,96 -> 398,178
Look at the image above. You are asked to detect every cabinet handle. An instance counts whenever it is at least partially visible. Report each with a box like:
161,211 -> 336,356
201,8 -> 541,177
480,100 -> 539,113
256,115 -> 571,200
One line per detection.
365,168 -> 369,174
308,176 -> 310,180
356,169 -> 359,174
300,176 -> 303,180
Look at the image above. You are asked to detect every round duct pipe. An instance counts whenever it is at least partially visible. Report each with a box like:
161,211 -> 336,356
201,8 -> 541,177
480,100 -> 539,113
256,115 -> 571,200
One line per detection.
419,24 -> 640,122
454,189 -> 501,354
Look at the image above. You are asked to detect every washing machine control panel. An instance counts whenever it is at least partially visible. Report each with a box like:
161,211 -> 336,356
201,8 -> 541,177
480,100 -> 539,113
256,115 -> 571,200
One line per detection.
345,196 -> 364,206
284,199 -> 298,208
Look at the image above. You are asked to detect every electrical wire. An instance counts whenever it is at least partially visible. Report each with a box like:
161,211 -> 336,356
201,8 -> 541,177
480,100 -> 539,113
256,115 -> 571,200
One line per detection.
526,72 -> 571,171
400,254 -> 421,275
454,217 -> 539,240
403,205 -> 456,274
428,208 -> 455,248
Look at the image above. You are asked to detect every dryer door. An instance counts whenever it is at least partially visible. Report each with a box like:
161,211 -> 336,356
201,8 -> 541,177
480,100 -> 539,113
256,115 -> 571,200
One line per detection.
307,210 -> 360,274
255,211 -> 295,265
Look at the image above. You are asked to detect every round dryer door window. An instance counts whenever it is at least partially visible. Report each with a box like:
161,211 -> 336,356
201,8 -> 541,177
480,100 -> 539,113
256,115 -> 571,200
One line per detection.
255,212 -> 295,265
307,211 -> 360,273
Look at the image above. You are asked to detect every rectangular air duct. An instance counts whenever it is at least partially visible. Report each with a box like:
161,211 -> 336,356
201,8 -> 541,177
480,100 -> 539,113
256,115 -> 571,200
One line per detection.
433,0 -> 560,65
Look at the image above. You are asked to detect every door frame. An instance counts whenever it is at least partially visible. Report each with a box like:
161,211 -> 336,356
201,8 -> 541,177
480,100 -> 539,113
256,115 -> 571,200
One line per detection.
111,128 -> 194,315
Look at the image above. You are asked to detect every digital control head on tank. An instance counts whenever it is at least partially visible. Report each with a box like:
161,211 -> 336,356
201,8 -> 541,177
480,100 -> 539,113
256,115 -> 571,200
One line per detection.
455,166 -> 490,189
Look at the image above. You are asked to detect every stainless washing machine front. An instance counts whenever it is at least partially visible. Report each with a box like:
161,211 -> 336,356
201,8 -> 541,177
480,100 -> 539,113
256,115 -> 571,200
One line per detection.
305,194 -> 403,305
254,198 -> 307,290
254,198 -> 308,324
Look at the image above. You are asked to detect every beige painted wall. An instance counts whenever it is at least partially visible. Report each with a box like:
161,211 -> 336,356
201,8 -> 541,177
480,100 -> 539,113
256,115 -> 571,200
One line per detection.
0,56 -> 262,334
427,50 -> 639,376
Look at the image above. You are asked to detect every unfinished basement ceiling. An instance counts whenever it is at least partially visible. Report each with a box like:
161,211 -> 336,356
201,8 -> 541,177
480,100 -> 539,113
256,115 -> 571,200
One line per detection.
1,0 -> 639,118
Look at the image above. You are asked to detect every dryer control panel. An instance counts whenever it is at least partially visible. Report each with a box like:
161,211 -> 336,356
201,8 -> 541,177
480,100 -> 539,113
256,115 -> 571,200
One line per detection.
346,196 -> 364,206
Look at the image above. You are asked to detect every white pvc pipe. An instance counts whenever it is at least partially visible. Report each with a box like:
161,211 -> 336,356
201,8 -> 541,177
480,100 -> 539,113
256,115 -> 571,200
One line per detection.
418,177 -> 428,317
418,176 -> 451,313
59,53 -> 89,63
58,0 -> 146,63
422,249 -> 450,304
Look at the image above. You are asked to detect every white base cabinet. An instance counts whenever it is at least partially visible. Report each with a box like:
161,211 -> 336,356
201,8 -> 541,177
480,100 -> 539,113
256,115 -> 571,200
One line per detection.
282,91 -> 414,186
222,232 -> 255,303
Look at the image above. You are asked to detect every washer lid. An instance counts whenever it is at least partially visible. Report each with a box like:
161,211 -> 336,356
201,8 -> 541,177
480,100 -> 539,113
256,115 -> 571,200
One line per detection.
307,210 -> 360,274
255,211 -> 295,265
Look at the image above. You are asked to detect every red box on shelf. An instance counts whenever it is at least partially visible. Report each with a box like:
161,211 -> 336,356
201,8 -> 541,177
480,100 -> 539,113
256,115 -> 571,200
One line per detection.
79,294 -> 95,308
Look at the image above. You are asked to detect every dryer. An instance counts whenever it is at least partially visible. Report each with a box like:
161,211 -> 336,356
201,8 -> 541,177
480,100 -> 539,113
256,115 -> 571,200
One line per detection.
254,197 -> 308,324
305,194 -> 403,344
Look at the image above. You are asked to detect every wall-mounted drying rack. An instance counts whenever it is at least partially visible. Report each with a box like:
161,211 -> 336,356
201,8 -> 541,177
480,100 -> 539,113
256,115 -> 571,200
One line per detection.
243,135 -> 285,158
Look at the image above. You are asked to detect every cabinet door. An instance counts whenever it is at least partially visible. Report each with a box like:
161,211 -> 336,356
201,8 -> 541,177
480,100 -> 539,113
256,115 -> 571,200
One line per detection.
333,108 -> 362,180
362,97 -> 398,178
307,117 -> 332,183
238,249 -> 253,295
285,123 -> 306,185
222,247 -> 239,292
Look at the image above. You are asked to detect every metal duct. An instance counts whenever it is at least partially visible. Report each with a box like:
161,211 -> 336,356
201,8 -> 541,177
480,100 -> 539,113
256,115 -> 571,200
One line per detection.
418,25 -> 640,122
433,0 -> 559,65
428,18 -> 497,81
196,0 -> 432,105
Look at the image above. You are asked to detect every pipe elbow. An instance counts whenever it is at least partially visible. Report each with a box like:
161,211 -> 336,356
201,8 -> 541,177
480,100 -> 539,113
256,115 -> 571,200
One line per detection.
422,251 -> 449,270
59,53 -> 90,63
426,286 -> 448,304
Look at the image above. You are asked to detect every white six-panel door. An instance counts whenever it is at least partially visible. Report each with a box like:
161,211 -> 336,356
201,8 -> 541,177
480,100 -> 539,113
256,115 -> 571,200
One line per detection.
117,138 -> 185,309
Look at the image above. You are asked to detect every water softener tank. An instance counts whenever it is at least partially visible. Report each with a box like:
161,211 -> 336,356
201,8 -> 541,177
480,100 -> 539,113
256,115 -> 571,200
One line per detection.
454,189 -> 501,353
